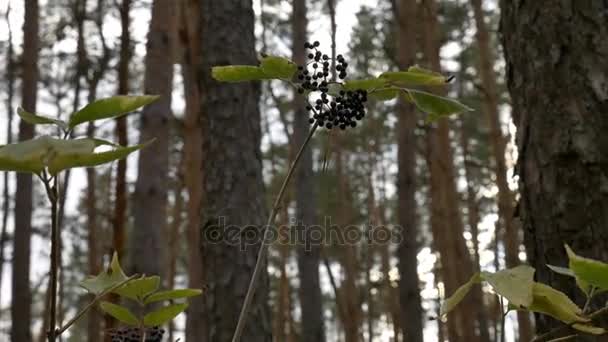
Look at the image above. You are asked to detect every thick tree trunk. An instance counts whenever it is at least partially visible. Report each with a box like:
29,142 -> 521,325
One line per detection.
130,0 -> 174,278
292,1 -> 325,341
501,0 -> 608,334
470,0 -> 533,339
198,1 -> 272,341
11,1 -> 39,341
394,0 -> 424,341
420,0 -> 480,341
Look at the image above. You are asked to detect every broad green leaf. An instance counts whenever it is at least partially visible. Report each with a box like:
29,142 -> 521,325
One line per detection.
17,107 -> 67,129
114,276 -> 160,302
68,95 -> 159,129
481,265 -> 535,308
369,88 -> 400,101
47,139 -> 153,175
441,273 -> 480,316
380,67 -> 446,86
99,301 -> 139,326
144,288 -> 203,305
326,83 -> 344,96
0,136 -> 52,173
260,56 -> 297,80
566,245 -> 608,291
143,303 -> 188,327
406,89 -> 473,119
81,252 -> 128,294
547,264 -> 592,295
343,78 -> 387,91
212,65 -> 267,82
526,282 -> 588,325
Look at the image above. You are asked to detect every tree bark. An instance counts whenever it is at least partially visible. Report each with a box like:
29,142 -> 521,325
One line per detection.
292,1 -> 325,341
130,0 -> 174,278
420,0 -> 480,341
198,0 -> 272,341
501,0 -> 608,334
11,1 -> 39,341
394,0 -> 424,341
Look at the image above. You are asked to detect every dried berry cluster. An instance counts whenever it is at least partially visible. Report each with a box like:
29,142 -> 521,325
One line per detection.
108,326 -> 165,342
295,41 -> 367,130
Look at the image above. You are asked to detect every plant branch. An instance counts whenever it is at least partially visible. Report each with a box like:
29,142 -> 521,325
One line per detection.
43,174 -> 60,342
531,304 -> 608,342
56,274 -> 139,335
231,122 -> 319,342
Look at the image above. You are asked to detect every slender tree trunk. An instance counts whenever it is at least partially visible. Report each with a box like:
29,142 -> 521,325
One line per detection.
394,0 -> 424,341
130,0 -> 174,278
292,1 -> 325,341
470,0 -> 533,339
105,2 -> 131,338
11,1 -> 39,340
167,157 -> 184,342
501,0 -> 608,334
420,0 -> 480,341
177,1 -> 206,341
0,3 -> 16,307
198,1 -> 272,340
86,122 -> 101,342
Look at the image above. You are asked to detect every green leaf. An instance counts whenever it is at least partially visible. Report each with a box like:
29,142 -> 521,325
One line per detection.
0,136 -> 53,173
212,65 -> 267,82
440,273 -> 481,316
47,139 -> 153,175
526,282 -> 588,325
343,78 -> 387,91
17,107 -> 67,129
572,324 -> 606,335
114,276 -> 160,302
406,89 -> 473,120
68,95 -> 159,129
547,264 -> 593,295
380,67 -> 446,86
482,265 -> 535,308
143,303 -> 188,327
99,301 -> 139,326
81,252 -> 128,294
144,288 -> 203,305
566,245 -> 608,291
369,88 -> 400,101
260,56 -> 297,80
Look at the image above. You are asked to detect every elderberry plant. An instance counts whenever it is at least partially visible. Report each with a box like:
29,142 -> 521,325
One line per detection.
212,44 -> 472,342
0,96 -> 202,342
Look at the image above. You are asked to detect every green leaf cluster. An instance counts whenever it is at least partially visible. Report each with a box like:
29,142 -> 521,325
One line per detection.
212,55 -> 298,82
2,96 -> 158,175
81,253 -> 203,328
442,246 -> 608,336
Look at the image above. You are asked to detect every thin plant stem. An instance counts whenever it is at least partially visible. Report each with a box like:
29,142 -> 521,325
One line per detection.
546,335 -> 579,342
42,173 -> 60,342
231,122 -> 319,342
500,296 -> 506,342
56,274 -> 139,335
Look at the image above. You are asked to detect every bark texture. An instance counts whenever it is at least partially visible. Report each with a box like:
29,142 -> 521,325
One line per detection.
11,1 -> 38,341
198,0 -> 272,341
501,0 -> 608,333
394,0 -> 424,341
292,0 -> 325,341
130,0 -> 174,277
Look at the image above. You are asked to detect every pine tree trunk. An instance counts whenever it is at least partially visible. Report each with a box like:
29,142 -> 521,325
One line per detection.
11,1 -> 38,340
470,0 -> 533,339
292,1 -> 325,341
198,1 -> 272,341
106,2 -> 131,337
421,0 -> 480,341
130,0 -> 174,278
501,0 -> 608,334
394,0 -> 424,341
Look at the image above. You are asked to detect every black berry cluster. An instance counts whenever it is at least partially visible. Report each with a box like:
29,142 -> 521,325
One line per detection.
107,326 -> 165,342
295,41 -> 368,130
